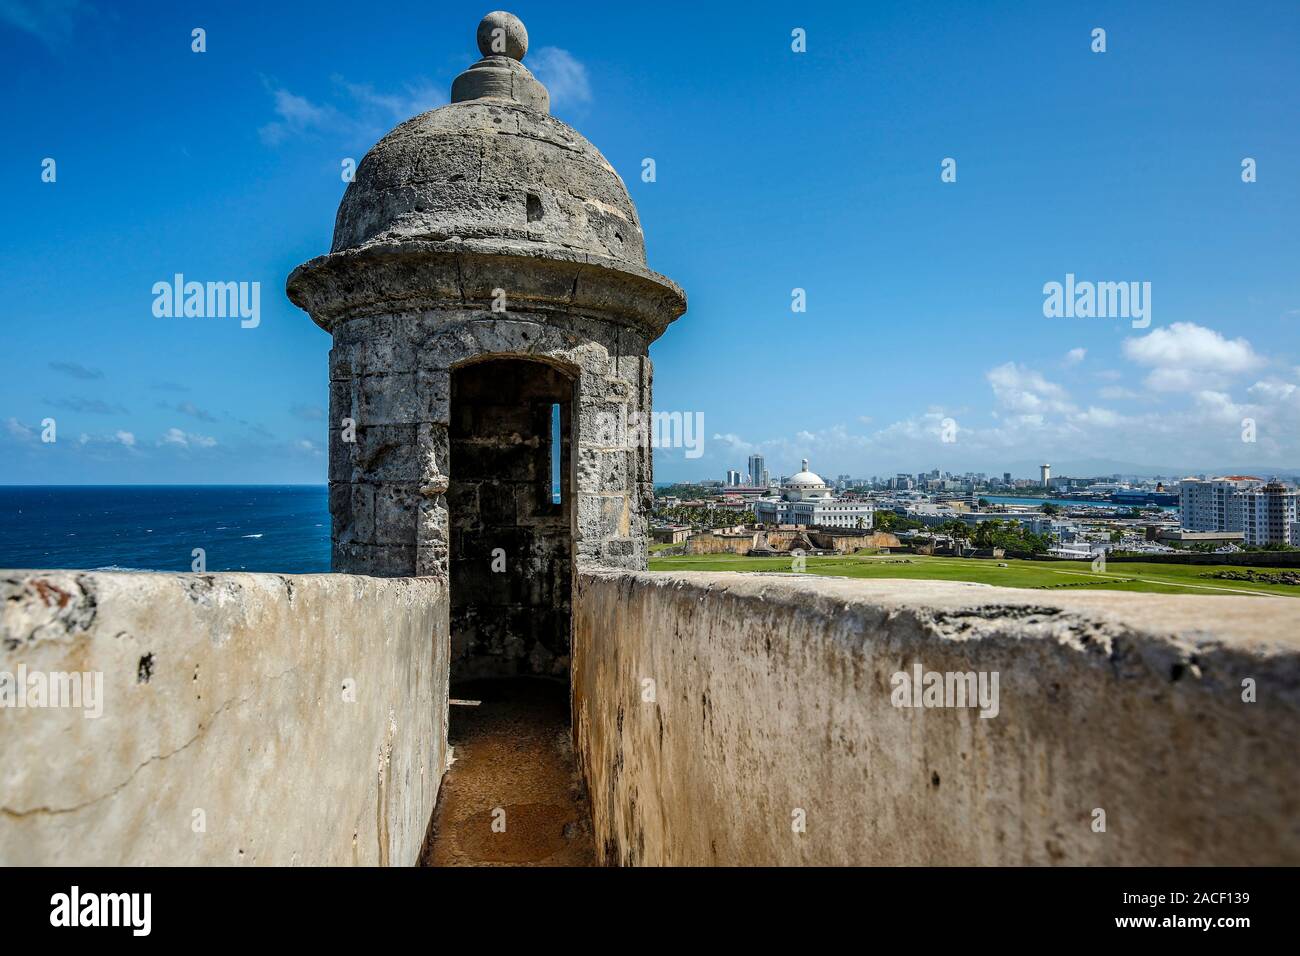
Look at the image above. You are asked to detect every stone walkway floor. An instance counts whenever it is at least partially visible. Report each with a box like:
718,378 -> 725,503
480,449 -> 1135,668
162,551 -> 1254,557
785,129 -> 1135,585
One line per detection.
420,677 -> 597,867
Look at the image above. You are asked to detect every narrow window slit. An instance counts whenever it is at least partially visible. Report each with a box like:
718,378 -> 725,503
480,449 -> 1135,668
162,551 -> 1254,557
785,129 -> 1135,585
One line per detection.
551,402 -> 562,505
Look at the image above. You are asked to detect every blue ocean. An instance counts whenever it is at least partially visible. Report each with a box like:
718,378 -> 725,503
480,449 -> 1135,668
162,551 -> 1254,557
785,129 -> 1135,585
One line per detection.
0,486 -> 330,574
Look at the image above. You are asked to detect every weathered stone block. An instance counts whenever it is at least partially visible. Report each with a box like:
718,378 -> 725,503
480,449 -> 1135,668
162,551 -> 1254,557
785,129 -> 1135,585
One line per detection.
416,495 -> 448,578
577,401 -> 628,450
372,483 -> 419,546
350,483 -> 376,543
577,447 -> 627,494
355,424 -> 419,481
416,422 -> 450,487
360,372 -> 419,425
362,332 -> 418,374
478,481 -> 518,525
416,369 -> 451,424
328,480 -> 353,549
328,415 -> 358,482
329,342 -> 361,381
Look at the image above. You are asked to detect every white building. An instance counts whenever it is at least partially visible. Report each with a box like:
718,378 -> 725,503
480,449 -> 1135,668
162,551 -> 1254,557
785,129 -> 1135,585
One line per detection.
1241,481 -> 1297,546
1178,476 -> 1263,532
751,460 -> 875,530
1040,464 -> 1051,485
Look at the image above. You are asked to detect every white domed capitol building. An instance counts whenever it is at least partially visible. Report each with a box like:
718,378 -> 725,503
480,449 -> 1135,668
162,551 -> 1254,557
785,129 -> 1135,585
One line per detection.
752,460 -> 875,529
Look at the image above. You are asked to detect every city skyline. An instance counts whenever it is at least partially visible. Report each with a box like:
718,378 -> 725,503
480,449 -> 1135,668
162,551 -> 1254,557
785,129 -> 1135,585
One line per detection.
700,456 -> 1300,487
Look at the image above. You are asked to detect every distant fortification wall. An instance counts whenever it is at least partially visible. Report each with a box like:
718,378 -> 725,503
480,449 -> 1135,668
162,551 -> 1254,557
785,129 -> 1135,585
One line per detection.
573,570 -> 1300,865
806,530 -> 900,552
683,531 -> 758,555
0,571 -> 448,866
683,530 -> 900,556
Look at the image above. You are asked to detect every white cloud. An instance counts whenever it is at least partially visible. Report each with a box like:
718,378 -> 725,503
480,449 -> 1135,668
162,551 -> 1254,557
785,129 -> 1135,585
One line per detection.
711,432 -> 755,455
4,417 -> 35,441
1071,406 -> 1123,427
336,78 -> 443,120
259,75 -> 446,147
160,427 -> 216,449
987,362 -> 1074,414
73,429 -> 141,452
1099,385 -> 1140,400
1143,367 -> 1223,393
259,88 -> 333,146
675,345 -> 1300,481
1193,390 -> 1252,424
529,47 -> 592,108
1248,379 -> 1298,404
1063,347 -> 1086,366
1123,322 -> 1264,376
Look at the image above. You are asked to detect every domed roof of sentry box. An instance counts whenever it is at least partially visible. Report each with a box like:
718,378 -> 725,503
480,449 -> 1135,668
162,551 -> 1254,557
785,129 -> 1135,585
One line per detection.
288,11 -> 684,337
331,11 -> 647,269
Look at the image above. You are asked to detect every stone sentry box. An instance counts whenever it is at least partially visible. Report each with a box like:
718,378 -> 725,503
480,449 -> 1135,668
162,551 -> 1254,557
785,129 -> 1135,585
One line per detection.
287,12 -> 685,678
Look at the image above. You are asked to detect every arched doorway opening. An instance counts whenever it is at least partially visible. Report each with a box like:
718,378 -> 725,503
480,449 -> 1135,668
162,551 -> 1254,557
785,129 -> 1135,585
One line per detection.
446,356 -> 574,682
424,355 -> 594,865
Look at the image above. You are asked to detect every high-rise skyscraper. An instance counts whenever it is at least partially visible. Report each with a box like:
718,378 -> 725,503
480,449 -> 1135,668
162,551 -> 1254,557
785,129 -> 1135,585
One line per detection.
1040,464 -> 1051,486
748,454 -> 766,488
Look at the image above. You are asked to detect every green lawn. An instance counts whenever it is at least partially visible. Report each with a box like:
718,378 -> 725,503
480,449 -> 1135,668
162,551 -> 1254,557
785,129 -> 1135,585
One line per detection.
648,552 -> 1300,598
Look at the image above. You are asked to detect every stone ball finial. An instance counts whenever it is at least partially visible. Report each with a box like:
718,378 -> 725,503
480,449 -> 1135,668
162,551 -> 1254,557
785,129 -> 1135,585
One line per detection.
477,11 -> 528,60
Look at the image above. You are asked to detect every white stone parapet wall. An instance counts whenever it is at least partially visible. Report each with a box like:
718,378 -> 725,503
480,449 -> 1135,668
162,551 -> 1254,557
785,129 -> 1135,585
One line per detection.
0,571 -> 448,866
573,570 -> 1300,865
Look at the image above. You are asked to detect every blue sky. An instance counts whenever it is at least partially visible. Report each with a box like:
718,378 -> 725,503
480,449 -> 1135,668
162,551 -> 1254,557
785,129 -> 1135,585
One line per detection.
2,0 -> 1298,484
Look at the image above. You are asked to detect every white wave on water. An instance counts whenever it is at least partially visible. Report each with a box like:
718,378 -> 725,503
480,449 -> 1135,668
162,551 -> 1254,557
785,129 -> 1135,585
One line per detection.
242,533 -> 264,539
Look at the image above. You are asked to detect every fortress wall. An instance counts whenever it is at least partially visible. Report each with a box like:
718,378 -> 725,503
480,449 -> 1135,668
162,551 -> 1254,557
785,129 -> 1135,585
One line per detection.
683,530 -> 900,556
683,532 -> 757,555
0,571 -> 448,866
573,569 -> 1300,865
809,531 -> 901,552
